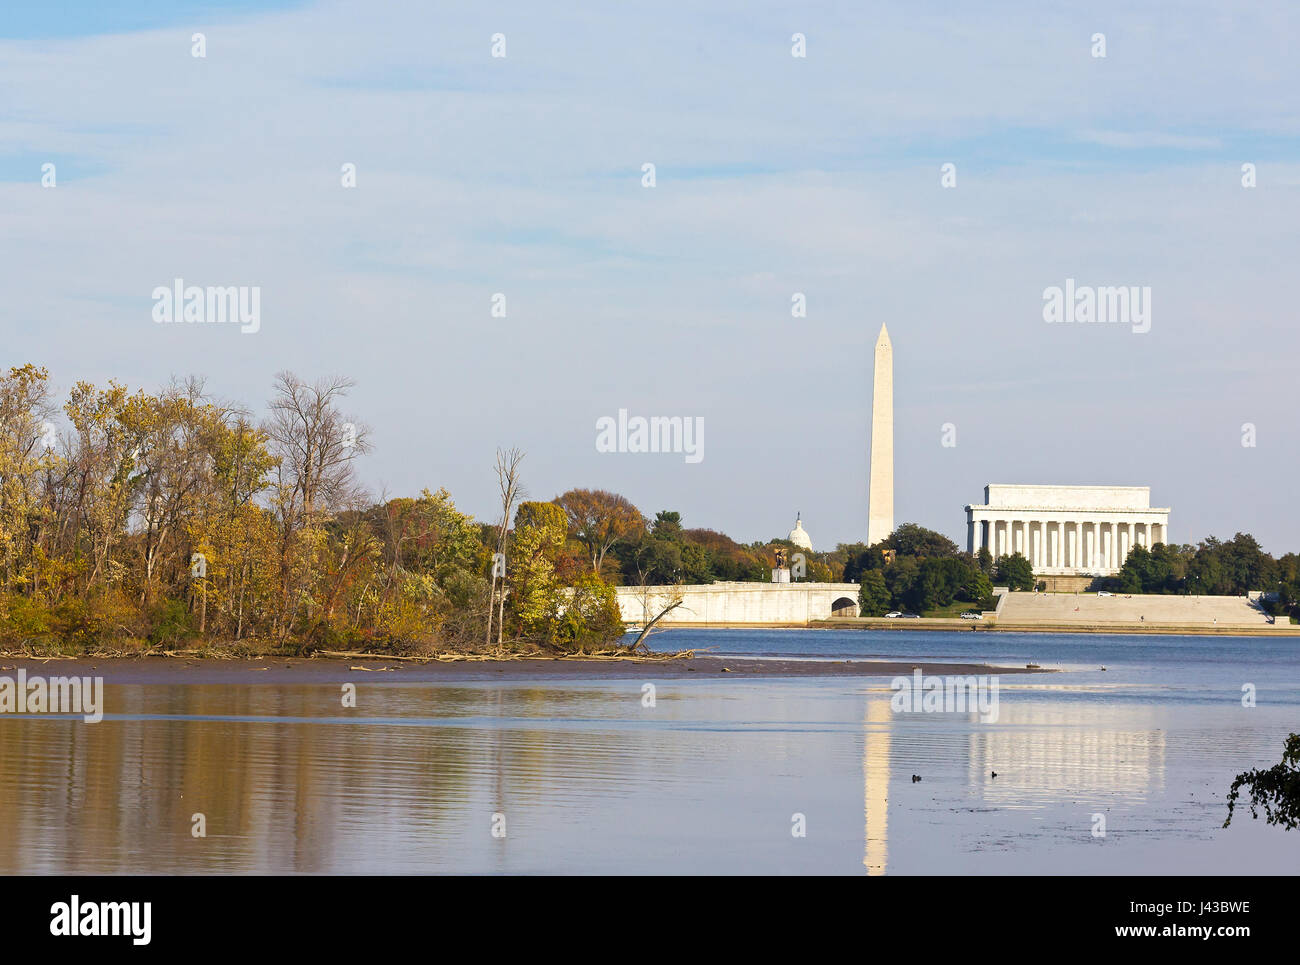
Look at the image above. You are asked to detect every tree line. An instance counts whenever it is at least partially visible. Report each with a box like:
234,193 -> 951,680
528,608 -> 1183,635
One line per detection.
0,366 -> 629,655
1108,534 -> 1300,619
5,364 -> 1295,652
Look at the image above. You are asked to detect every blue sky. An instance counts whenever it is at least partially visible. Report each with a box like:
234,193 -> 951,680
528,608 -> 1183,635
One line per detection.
0,1 -> 307,39
3,1 -> 1299,551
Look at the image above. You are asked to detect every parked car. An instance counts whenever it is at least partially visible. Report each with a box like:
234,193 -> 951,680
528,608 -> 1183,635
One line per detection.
1097,591 -> 1113,597
901,613 -> 921,619
960,611 -> 983,620
886,611 -> 902,618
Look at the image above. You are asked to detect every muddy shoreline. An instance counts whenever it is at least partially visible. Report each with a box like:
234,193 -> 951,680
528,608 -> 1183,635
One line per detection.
0,655 -> 1052,684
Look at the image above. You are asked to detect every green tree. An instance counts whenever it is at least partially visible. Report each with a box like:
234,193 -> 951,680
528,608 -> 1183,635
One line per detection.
881,523 -> 959,559
556,571 -> 624,651
884,556 -> 920,609
858,570 -> 891,616
678,541 -> 713,584
996,553 -> 1034,591
961,568 -> 994,609
1224,734 -> 1300,830
651,510 -> 682,539
841,543 -> 885,583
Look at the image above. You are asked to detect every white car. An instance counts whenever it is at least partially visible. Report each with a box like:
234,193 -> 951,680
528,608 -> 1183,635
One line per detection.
1097,591 -> 1113,597
885,611 -> 902,618
960,611 -> 983,620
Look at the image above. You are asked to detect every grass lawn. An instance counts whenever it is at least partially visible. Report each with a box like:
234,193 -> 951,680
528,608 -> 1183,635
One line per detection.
920,600 -> 985,619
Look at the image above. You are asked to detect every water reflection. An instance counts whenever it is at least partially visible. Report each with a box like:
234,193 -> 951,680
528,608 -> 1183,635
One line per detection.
969,706 -> 1166,806
864,698 -> 890,875
0,677 -> 1293,873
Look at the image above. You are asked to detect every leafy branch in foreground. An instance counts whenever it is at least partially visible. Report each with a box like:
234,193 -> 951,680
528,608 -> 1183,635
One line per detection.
1223,733 -> 1300,829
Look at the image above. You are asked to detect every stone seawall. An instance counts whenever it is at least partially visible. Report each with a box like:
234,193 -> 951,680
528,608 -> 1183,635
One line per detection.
615,582 -> 862,627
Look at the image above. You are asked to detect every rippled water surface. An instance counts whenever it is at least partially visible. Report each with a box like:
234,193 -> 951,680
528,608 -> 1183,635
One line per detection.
1,630 -> 1297,873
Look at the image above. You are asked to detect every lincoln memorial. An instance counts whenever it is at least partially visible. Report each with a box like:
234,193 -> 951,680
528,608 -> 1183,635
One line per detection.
965,484 -> 1171,576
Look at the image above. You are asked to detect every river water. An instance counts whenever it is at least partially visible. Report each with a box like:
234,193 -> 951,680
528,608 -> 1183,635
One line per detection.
1,630 -> 1296,874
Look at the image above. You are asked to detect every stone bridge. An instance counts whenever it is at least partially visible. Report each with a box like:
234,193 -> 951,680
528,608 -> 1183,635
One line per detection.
615,582 -> 861,628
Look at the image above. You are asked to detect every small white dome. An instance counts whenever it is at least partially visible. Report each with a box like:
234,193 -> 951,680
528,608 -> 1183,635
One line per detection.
787,516 -> 813,551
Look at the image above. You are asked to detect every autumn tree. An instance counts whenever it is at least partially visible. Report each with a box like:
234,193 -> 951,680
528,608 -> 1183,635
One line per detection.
506,500 -> 567,640
0,365 -> 55,596
554,488 -> 644,573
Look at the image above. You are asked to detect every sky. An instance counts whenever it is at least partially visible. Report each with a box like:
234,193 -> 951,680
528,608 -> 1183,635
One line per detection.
3,1 -> 1298,552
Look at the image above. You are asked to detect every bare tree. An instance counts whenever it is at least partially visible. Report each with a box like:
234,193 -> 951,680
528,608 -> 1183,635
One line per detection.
486,447 -> 525,648
627,582 -> 685,654
266,372 -> 370,525
265,372 -> 371,641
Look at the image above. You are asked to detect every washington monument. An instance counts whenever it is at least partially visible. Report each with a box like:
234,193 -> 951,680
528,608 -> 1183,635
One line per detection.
867,323 -> 894,546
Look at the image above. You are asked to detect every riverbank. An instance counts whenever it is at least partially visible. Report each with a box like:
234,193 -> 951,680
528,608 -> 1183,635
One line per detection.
0,654 -> 1050,683
809,618 -> 1300,635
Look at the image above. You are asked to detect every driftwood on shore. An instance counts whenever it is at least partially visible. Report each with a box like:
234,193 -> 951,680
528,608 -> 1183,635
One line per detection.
0,644 -> 698,663
318,649 -> 696,663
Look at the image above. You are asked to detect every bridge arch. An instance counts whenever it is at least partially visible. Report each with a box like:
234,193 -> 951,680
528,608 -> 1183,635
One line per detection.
830,596 -> 859,617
